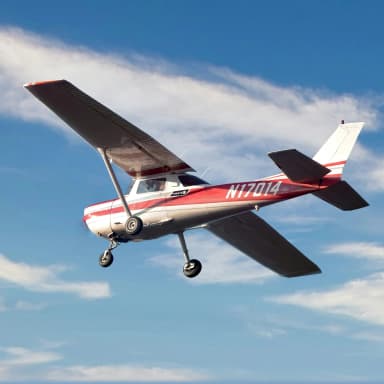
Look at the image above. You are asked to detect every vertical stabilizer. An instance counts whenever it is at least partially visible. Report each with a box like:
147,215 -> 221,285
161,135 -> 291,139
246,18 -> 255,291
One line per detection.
311,121 -> 368,210
313,122 -> 364,168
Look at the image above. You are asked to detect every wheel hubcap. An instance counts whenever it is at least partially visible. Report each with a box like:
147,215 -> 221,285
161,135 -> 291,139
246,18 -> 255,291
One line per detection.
184,262 -> 195,271
128,221 -> 136,230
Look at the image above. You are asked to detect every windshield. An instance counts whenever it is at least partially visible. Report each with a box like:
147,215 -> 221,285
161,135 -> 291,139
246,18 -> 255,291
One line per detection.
126,180 -> 135,195
178,174 -> 209,186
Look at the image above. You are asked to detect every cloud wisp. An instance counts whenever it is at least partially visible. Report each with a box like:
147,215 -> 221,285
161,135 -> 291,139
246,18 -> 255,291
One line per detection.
0,347 -> 61,367
46,365 -> 208,382
0,345 -> 209,382
324,242 -> 384,262
267,242 -> 384,327
271,272 -> 384,326
0,254 -> 111,299
0,26 -> 380,182
0,346 -> 61,381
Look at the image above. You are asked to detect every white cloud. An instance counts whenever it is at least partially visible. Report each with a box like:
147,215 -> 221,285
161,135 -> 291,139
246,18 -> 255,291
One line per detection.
14,300 -> 47,311
263,241 -> 384,334
0,346 -> 62,381
0,254 -> 111,299
324,242 -> 384,262
271,272 -> 384,326
0,347 -> 61,366
232,306 -> 345,340
352,331 -> 384,343
276,214 -> 332,226
150,232 -> 274,284
0,27 -> 380,182
0,345 -> 209,382
46,365 -> 208,382
0,297 -> 46,312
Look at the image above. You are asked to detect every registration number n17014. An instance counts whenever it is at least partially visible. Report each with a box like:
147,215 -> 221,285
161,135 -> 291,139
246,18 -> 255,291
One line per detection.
225,181 -> 282,199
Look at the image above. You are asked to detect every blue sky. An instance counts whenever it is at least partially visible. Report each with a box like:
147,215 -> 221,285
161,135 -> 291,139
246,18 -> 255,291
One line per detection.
1,0 -> 384,382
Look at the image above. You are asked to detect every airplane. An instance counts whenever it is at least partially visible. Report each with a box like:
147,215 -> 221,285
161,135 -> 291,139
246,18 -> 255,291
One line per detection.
24,80 -> 368,279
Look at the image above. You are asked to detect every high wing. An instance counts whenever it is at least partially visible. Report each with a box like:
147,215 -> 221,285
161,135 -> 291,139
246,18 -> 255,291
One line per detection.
207,212 -> 321,277
24,80 -> 194,178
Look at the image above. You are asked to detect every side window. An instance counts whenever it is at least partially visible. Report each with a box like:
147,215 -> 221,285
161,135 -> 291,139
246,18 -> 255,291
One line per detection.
137,178 -> 166,194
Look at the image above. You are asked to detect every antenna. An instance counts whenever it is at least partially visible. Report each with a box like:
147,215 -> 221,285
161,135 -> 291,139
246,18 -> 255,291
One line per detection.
200,167 -> 211,178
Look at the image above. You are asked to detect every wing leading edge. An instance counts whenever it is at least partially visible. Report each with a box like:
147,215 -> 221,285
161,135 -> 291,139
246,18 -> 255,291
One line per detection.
24,80 -> 194,178
207,212 -> 321,277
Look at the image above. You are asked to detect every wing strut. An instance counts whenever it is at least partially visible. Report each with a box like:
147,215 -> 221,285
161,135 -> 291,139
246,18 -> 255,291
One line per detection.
98,148 -> 132,218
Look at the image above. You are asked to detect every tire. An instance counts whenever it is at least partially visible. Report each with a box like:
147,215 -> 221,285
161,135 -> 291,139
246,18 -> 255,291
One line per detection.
99,250 -> 114,268
183,259 -> 202,278
125,216 -> 143,235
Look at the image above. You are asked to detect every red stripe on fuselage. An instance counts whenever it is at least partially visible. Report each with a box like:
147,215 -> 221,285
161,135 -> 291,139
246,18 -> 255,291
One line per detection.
83,175 -> 341,222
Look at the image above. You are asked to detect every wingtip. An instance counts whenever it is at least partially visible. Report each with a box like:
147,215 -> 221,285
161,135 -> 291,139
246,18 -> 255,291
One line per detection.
285,265 -> 322,278
23,79 -> 65,88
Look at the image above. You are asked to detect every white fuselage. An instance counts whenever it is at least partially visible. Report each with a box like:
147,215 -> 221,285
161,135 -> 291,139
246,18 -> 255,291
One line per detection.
83,172 -> 333,242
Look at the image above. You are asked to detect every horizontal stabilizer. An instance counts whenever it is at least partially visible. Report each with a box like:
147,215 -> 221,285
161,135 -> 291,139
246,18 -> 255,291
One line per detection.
268,149 -> 330,183
313,181 -> 369,211
208,212 -> 321,278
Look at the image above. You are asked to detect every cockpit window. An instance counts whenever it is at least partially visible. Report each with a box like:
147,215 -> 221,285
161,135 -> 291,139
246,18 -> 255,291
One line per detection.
126,180 -> 135,195
137,178 -> 166,193
178,175 -> 209,186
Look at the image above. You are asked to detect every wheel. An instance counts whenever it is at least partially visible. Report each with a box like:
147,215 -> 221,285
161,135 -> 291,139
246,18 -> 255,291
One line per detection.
99,250 -> 114,268
125,216 -> 143,235
183,259 -> 202,278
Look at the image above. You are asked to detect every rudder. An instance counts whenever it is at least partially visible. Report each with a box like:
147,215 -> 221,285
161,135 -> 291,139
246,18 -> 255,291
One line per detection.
313,122 -> 364,171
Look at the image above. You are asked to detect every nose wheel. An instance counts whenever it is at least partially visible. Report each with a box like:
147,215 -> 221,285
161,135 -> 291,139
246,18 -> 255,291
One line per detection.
178,232 -> 202,278
99,250 -> 114,267
99,235 -> 119,268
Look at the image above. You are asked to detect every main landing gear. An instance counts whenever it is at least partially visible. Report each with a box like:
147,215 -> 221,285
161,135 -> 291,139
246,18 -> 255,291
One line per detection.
178,232 -> 202,278
98,230 -> 202,279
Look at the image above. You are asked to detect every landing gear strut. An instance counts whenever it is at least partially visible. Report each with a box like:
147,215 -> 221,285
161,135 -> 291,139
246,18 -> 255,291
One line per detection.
178,232 -> 202,278
97,148 -> 142,268
99,236 -> 119,268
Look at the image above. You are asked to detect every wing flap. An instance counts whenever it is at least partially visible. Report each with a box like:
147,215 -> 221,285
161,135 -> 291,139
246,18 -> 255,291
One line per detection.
24,80 -> 194,178
207,212 -> 321,277
268,149 -> 330,183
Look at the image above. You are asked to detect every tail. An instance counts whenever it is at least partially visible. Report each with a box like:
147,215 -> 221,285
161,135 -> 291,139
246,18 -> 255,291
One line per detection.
268,121 -> 368,211
312,121 -> 364,178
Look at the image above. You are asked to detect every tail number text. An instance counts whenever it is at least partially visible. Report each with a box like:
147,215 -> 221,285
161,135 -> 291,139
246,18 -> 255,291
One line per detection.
226,181 -> 282,199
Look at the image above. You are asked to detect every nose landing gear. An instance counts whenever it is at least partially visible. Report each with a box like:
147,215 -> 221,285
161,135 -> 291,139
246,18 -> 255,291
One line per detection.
99,250 -> 114,268
99,236 -> 119,268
